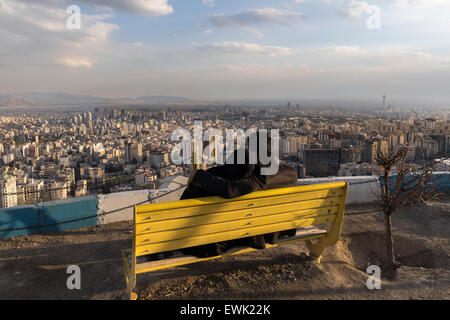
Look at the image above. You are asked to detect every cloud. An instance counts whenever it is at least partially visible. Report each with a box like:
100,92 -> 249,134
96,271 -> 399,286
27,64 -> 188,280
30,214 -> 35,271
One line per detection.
0,0 -> 119,69
202,0 -> 215,7
58,58 -> 94,68
320,45 -> 365,55
220,63 -> 319,79
209,7 -> 304,28
303,45 -> 439,72
197,42 -> 294,56
1,0 -> 449,104
17,0 -> 174,16
79,0 -> 173,16
187,45 -> 449,103
390,0 -> 447,9
339,1 -> 369,20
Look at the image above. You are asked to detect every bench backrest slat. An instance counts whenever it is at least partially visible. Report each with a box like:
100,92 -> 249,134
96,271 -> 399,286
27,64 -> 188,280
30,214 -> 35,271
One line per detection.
135,213 -> 335,256
135,200 -> 339,235
135,183 -> 346,215
136,187 -> 345,223
135,205 -> 338,247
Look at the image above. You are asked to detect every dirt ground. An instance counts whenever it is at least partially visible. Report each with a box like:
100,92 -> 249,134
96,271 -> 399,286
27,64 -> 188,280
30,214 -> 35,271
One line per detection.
0,200 -> 449,300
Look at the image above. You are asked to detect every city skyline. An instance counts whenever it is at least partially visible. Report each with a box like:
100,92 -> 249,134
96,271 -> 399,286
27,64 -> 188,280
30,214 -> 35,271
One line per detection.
1,0 -> 450,107
1,104 -> 449,208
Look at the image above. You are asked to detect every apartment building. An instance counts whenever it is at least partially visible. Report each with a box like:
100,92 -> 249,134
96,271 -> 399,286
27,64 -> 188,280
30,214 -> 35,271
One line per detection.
0,174 -> 17,208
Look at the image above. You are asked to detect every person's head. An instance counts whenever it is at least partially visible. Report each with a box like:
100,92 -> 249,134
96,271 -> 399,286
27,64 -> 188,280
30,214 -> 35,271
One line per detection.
222,148 -> 256,180
243,129 -> 280,176
217,129 -> 279,178
246,129 -> 272,165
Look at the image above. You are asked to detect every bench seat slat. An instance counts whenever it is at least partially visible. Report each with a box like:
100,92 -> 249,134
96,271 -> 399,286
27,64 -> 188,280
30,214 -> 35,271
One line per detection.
135,215 -> 333,256
135,206 -> 337,246
136,188 -> 345,222
136,197 -> 341,234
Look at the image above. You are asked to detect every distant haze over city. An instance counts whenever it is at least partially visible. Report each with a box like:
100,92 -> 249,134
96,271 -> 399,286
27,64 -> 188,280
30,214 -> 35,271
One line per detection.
0,92 -> 448,110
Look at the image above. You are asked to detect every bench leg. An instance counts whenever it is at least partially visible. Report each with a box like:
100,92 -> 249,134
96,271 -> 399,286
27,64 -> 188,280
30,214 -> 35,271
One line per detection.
306,238 -> 327,263
127,280 -> 137,300
128,290 -> 137,300
125,269 -> 137,300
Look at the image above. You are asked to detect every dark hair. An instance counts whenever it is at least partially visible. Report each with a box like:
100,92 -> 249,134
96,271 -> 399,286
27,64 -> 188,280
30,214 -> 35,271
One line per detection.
207,130 -> 275,180
221,148 -> 256,180
245,130 -> 272,161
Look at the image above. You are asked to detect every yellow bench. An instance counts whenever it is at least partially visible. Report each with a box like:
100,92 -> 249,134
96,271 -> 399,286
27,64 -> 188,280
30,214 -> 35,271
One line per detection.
122,181 -> 348,299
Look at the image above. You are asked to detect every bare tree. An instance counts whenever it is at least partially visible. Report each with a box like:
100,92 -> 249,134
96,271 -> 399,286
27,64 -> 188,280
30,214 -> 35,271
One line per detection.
375,145 -> 439,274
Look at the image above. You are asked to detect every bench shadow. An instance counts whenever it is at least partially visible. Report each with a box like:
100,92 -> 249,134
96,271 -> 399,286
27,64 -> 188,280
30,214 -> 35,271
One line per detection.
0,238 -> 131,300
136,249 -> 310,288
137,252 -> 449,300
174,279 -> 450,300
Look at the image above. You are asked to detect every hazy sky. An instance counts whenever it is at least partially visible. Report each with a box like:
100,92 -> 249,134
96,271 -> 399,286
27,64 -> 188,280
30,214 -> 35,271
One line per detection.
1,0 -> 450,106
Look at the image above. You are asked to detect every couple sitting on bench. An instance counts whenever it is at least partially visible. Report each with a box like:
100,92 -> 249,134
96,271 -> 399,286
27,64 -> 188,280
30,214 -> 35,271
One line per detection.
146,144 -> 298,261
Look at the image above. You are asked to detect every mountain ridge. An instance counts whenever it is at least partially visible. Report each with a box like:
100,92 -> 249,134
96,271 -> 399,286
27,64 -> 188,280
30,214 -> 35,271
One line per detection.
0,92 -> 192,107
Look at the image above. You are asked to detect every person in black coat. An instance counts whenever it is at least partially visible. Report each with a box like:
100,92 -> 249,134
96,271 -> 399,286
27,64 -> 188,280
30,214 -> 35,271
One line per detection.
145,136 -> 298,261
178,148 -> 298,258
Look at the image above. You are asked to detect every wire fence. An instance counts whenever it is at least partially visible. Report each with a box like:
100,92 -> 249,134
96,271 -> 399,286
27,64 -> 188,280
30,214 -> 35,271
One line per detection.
347,178 -> 379,185
1,185 -> 73,197
345,208 -> 380,216
345,178 -> 381,215
0,178 -> 384,233
0,177 -> 380,197
0,175 -> 138,197
0,184 -> 187,233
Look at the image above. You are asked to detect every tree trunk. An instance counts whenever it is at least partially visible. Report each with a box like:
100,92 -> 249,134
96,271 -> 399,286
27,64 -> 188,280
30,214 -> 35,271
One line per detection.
384,214 -> 396,268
